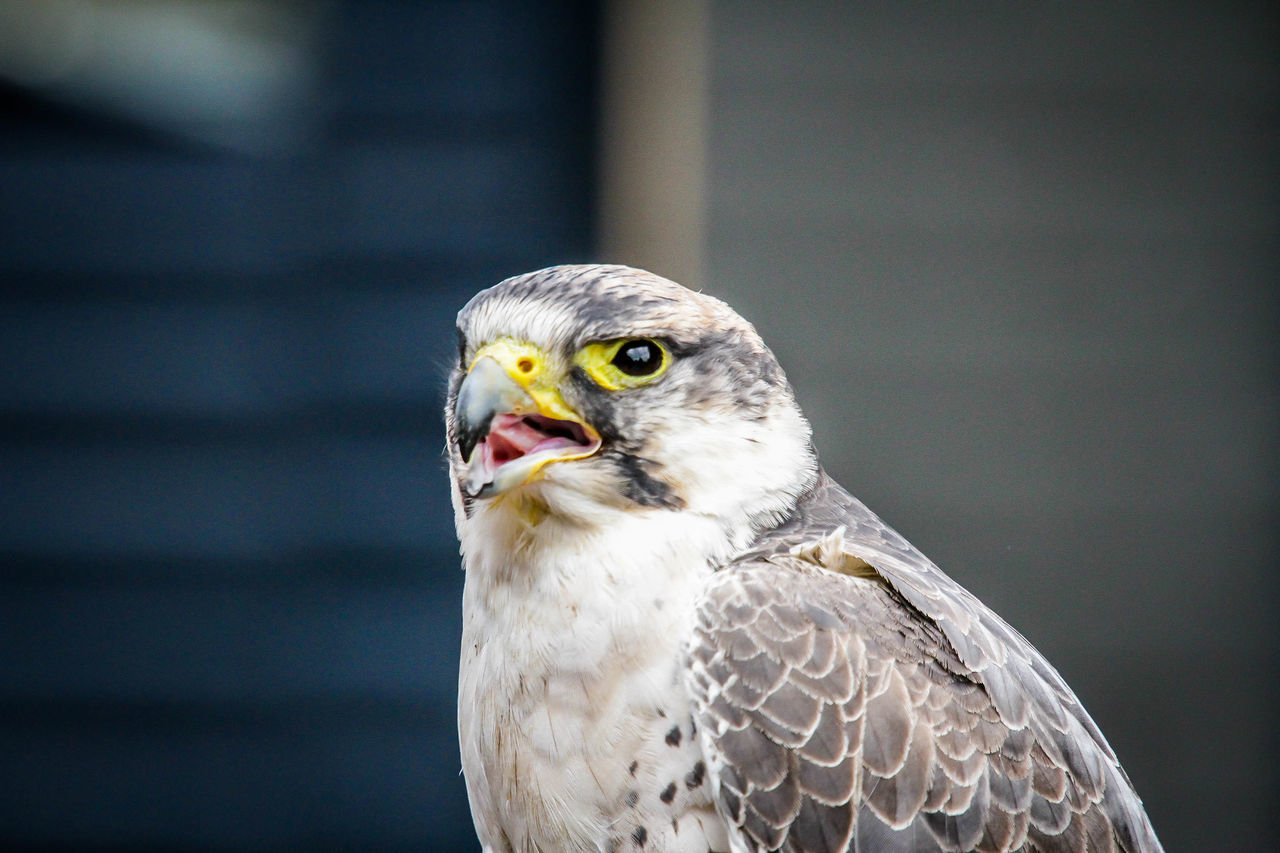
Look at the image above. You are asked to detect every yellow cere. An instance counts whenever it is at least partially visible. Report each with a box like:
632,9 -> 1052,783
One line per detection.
468,339 -> 582,424
468,339 -> 547,381
574,338 -> 670,391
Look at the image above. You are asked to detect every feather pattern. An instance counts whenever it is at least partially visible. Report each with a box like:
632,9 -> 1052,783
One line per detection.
685,473 -> 1164,852
449,265 -> 1163,853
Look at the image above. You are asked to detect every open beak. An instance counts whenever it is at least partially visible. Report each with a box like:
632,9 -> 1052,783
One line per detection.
454,341 -> 601,498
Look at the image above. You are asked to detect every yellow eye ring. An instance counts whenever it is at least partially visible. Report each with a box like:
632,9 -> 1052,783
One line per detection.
574,338 -> 670,390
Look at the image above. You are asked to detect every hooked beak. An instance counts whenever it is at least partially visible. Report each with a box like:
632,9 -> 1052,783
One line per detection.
454,341 -> 601,498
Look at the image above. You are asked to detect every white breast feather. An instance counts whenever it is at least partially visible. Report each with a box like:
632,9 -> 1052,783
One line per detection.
457,496 -> 733,852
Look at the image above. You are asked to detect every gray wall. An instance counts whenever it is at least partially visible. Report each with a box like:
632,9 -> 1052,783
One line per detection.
707,3 -> 1276,849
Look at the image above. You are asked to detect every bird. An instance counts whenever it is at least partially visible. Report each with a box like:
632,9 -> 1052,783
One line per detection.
445,264 -> 1163,853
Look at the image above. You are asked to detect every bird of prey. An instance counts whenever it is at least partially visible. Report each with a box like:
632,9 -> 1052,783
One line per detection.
445,265 -> 1163,853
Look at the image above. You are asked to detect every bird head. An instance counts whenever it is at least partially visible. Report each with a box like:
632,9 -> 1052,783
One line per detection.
446,265 -> 818,531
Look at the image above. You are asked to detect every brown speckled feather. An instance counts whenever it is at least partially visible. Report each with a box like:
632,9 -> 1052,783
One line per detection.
685,473 -> 1163,853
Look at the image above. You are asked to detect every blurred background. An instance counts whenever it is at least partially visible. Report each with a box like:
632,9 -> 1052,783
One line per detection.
0,1 -> 1273,850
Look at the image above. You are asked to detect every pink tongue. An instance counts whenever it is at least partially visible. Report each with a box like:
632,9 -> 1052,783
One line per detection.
485,414 -> 547,464
482,413 -> 581,469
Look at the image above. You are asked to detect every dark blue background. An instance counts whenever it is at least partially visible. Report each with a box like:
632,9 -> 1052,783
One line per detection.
0,2 -> 596,849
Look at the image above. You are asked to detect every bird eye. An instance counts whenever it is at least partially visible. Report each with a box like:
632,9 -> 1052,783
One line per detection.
574,337 -> 671,390
610,339 -> 664,376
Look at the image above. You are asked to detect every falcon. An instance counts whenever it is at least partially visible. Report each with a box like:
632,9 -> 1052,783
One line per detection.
445,264 -> 1163,853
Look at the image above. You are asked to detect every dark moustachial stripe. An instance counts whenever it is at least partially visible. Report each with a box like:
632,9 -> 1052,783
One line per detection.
614,453 -> 684,510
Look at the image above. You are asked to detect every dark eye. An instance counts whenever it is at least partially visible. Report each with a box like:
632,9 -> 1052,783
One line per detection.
611,339 -> 664,376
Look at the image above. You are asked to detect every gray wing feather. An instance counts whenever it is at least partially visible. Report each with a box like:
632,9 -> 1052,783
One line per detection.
684,473 -> 1163,852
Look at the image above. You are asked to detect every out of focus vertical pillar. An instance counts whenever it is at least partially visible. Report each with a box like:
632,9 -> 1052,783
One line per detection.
598,0 -> 709,289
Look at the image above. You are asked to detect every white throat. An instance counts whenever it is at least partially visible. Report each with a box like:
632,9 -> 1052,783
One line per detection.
457,493 -> 744,636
